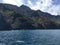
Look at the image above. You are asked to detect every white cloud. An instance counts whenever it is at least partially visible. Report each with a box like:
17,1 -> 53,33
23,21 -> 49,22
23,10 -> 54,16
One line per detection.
47,5 -> 60,15
26,0 -> 60,15
3,0 -> 23,6
15,0 -> 23,6
28,0 -> 32,5
26,0 -> 41,10
26,0 -> 52,11
0,0 -> 3,3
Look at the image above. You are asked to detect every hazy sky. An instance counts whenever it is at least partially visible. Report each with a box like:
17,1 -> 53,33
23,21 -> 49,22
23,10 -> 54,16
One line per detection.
1,0 -> 60,15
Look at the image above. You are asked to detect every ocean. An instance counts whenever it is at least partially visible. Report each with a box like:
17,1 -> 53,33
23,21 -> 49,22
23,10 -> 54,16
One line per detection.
0,30 -> 60,45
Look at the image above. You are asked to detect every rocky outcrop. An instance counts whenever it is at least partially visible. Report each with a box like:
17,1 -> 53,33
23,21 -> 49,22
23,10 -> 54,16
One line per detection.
0,13 -> 11,30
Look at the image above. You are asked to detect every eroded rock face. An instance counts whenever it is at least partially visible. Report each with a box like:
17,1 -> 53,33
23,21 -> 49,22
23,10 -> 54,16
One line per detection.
7,12 -> 36,29
0,13 -> 11,30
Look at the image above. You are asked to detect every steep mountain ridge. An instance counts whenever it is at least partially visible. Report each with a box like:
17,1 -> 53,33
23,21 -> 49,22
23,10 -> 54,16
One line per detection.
0,3 -> 60,30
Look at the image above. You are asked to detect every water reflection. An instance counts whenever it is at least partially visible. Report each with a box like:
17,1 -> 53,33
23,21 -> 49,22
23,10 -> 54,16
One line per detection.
0,30 -> 60,45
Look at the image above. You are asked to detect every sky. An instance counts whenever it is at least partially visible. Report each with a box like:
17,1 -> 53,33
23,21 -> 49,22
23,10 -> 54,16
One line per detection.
0,0 -> 60,15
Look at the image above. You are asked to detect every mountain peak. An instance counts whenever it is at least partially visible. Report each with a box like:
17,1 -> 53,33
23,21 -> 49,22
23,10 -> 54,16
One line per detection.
20,5 -> 29,8
20,5 -> 31,10
20,5 -> 27,7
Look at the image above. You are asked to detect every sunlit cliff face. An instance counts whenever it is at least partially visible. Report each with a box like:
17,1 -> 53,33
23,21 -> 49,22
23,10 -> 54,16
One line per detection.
2,0 -> 60,15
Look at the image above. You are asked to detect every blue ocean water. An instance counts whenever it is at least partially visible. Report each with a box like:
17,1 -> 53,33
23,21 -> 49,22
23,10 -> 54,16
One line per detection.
0,30 -> 60,45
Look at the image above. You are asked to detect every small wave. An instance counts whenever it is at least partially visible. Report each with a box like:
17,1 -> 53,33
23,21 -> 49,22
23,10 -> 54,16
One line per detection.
16,40 -> 25,43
